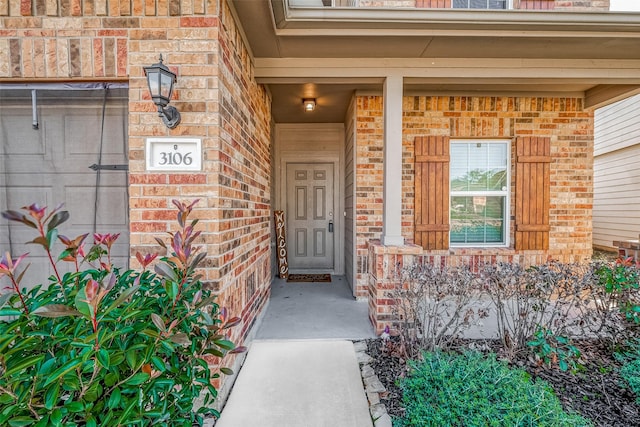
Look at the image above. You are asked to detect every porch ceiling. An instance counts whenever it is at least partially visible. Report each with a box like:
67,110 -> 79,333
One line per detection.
229,0 -> 640,123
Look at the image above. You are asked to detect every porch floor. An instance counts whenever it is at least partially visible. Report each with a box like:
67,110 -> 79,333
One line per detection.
255,275 -> 375,340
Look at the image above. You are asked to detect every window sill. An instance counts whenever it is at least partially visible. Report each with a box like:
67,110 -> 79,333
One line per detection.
447,247 -> 544,255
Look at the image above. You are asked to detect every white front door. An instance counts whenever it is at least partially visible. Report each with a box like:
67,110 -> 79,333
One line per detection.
286,162 -> 335,271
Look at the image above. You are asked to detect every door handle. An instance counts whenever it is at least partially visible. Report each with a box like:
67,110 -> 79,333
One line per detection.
328,220 -> 334,233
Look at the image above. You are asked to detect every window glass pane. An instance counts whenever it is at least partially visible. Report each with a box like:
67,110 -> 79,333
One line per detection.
487,143 -> 508,190
467,144 -> 489,190
453,0 -> 506,9
450,144 -> 469,191
450,196 -> 505,244
451,143 -> 507,192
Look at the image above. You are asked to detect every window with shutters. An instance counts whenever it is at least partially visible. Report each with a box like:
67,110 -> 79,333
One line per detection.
450,140 -> 510,246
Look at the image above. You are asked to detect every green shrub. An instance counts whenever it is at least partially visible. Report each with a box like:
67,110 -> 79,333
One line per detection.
527,326 -> 581,372
616,339 -> 640,403
0,200 -> 243,426
620,359 -> 640,404
395,351 -> 591,427
594,258 -> 640,341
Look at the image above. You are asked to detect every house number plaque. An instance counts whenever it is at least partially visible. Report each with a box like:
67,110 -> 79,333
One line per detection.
146,137 -> 202,171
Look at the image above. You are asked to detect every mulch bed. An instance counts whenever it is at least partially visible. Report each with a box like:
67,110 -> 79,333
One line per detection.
366,337 -> 640,426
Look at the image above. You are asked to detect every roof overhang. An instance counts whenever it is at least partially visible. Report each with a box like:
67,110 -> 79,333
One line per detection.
273,1 -> 640,34
230,0 -> 640,122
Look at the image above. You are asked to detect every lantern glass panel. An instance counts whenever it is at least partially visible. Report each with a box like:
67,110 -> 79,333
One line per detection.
146,70 -> 159,97
160,72 -> 173,100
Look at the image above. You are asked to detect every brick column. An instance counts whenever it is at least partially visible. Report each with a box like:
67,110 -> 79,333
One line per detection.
367,240 -> 422,334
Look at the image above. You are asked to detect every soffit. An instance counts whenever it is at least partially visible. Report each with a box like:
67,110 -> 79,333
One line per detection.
268,83 -> 380,123
233,1 -> 640,59
273,36 -> 640,59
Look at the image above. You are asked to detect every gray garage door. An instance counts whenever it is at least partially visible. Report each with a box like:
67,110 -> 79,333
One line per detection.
0,85 -> 129,288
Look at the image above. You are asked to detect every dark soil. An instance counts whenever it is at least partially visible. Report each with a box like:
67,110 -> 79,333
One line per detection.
366,337 -> 640,426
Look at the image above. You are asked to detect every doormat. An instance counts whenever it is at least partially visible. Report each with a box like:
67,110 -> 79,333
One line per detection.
287,274 -> 332,283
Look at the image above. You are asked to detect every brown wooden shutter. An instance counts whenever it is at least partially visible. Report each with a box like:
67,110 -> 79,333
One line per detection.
516,0 -> 555,10
515,137 -> 551,250
415,0 -> 451,8
414,136 -> 450,250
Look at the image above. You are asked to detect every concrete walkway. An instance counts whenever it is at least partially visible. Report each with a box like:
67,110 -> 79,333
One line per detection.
216,340 -> 373,427
256,276 -> 375,340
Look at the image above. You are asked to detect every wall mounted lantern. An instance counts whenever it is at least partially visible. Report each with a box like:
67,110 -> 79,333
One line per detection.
144,54 -> 181,129
303,98 -> 316,112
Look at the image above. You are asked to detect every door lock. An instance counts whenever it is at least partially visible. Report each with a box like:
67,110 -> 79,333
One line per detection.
328,220 -> 334,233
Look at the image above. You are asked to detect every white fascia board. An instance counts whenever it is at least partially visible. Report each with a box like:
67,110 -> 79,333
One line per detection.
274,0 -> 640,36
254,57 -> 640,80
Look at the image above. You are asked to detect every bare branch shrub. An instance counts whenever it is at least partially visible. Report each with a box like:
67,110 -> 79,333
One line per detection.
387,258 -> 640,362
388,263 -> 488,359
479,261 -> 602,359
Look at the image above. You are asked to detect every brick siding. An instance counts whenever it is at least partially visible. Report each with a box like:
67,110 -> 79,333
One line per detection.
0,0 -> 272,395
214,0 -> 272,351
355,95 -> 593,329
354,96 -> 384,298
554,1 -> 610,10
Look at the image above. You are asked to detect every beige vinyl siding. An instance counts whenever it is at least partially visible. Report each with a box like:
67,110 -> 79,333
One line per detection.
595,95 -> 640,157
594,95 -> 640,250
344,96 -> 356,295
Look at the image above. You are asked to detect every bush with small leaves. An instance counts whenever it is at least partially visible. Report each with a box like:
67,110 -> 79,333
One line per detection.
527,326 -> 581,372
0,200 -> 244,426
394,351 -> 591,427
592,258 -> 640,342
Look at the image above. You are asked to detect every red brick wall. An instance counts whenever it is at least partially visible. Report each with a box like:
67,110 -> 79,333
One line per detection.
215,0 -> 272,347
416,0 -> 451,7
355,95 -> 594,297
554,1 -> 610,10
354,96 -> 384,298
0,0 -> 272,394
516,0 -> 555,9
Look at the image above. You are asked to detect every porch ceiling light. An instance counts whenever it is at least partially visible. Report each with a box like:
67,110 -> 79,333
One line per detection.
303,98 -> 316,112
144,54 -> 181,129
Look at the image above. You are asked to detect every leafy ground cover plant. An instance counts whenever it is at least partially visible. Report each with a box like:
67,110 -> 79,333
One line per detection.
0,200 -> 243,426
619,359 -> 640,404
615,338 -> 640,404
527,326 -> 581,372
394,351 -> 591,427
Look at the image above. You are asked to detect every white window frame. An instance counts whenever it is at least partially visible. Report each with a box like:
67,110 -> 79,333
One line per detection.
450,139 -> 511,248
451,0 -> 513,10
